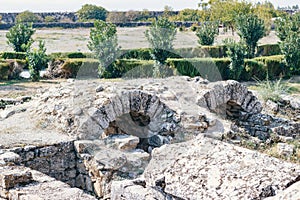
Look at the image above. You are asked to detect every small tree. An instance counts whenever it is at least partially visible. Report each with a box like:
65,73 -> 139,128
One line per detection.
145,17 -> 176,77
88,20 -> 120,77
224,39 -> 247,80
77,4 -> 107,22
16,11 -> 41,23
196,21 -> 219,45
6,23 -> 35,52
280,32 -> 300,74
235,13 -> 265,58
275,13 -> 300,75
275,13 -> 300,41
27,41 -> 48,82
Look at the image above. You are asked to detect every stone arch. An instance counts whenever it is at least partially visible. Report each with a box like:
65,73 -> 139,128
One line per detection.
197,80 -> 262,118
77,90 -> 179,148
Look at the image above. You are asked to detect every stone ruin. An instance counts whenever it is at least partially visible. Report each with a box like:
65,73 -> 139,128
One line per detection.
0,76 -> 299,199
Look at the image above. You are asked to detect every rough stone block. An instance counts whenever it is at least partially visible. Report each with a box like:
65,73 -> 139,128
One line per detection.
0,167 -> 32,189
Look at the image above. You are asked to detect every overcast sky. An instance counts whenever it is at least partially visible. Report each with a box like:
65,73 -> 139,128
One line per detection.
0,0 -> 299,12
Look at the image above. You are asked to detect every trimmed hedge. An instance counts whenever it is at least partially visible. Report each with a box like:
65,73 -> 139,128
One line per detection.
256,44 -> 281,57
54,58 -> 156,79
167,58 -> 230,81
0,59 -> 26,80
119,46 -> 228,60
0,52 -> 27,60
254,55 -> 287,79
60,58 -> 99,78
105,59 -> 155,78
167,56 -> 287,81
49,52 -> 94,60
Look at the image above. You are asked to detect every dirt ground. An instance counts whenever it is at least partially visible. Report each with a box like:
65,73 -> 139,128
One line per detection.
0,27 -> 280,53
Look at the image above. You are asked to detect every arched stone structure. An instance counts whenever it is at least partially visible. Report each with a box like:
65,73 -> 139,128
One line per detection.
77,90 -> 179,144
197,80 -> 262,118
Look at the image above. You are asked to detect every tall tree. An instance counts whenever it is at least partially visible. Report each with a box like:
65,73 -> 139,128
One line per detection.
76,4 -> 107,22
235,13 -> 265,58
15,11 -> 41,23
209,0 -> 252,34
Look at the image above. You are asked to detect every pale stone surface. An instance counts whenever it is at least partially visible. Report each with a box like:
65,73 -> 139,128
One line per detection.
277,143 -> 295,157
140,135 -> 300,199
6,168 -> 97,200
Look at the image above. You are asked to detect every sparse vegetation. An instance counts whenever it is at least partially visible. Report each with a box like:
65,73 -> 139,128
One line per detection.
255,77 -> 290,102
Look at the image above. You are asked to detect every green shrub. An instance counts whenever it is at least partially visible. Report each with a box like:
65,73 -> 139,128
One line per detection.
0,52 -> 27,60
257,44 -> 281,56
0,61 -> 10,80
254,55 -> 287,79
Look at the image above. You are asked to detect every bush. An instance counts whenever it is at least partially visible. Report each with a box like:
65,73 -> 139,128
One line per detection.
196,21 -> 219,46
6,23 -> 35,52
257,44 -> 281,56
15,11 -> 41,23
0,52 -> 27,60
76,4 -> 107,22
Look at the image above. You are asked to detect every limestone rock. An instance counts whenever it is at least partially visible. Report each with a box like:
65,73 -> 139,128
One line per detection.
277,143 -> 294,157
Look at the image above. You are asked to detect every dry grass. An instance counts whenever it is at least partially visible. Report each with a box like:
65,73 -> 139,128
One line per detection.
0,27 -> 280,53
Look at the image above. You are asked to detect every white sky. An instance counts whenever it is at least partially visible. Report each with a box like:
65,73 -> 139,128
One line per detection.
0,0 -> 299,12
